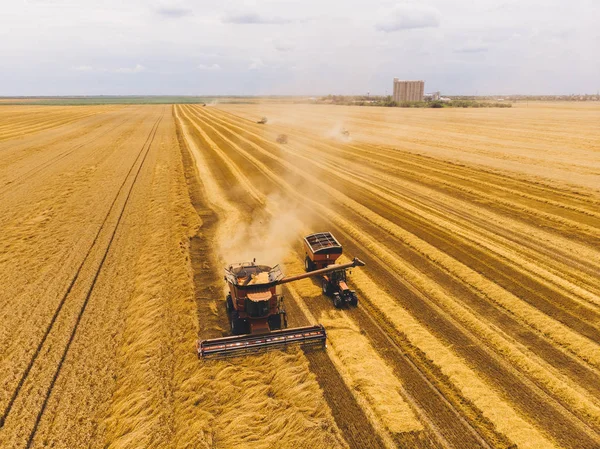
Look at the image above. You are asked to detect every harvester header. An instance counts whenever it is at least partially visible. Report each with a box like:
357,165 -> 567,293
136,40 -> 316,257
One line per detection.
198,325 -> 327,358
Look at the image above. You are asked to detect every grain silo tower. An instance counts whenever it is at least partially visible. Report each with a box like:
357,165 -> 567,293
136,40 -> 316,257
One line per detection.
393,79 -> 425,102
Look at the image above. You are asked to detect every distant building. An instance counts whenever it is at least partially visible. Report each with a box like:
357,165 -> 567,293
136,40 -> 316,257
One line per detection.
393,79 -> 425,102
424,91 -> 441,101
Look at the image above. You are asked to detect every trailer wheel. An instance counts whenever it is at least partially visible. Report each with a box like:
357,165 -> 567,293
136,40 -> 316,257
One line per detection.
305,257 -> 315,272
333,293 -> 343,308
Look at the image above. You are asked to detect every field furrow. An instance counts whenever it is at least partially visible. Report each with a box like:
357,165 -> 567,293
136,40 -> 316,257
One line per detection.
2,101 -> 598,449
0,108 -> 165,447
0,106 -> 116,142
174,107 -> 351,449
179,104 -> 600,449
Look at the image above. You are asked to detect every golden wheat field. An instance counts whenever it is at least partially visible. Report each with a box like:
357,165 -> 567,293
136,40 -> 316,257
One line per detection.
0,101 -> 599,449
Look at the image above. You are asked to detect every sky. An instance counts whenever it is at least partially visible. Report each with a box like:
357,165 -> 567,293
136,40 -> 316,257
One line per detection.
0,0 -> 598,96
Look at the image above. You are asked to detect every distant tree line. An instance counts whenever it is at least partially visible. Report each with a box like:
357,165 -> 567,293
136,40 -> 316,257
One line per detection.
445,94 -> 600,102
316,95 -> 512,108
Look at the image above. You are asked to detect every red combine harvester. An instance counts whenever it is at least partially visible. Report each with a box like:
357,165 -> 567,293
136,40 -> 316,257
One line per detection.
304,232 -> 365,308
197,255 -> 364,358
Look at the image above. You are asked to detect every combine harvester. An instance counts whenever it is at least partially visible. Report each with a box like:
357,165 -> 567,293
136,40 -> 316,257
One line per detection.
198,243 -> 364,358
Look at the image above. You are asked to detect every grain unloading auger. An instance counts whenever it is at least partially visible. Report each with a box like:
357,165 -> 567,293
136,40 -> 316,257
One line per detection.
197,257 -> 365,358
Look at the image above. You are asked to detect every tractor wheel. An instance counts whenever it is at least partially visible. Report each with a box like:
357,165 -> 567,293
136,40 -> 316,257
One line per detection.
322,278 -> 331,296
333,293 -> 343,309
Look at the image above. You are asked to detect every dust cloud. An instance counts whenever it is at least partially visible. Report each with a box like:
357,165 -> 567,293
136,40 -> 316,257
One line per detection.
218,192 -> 310,269
325,121 -> 353,142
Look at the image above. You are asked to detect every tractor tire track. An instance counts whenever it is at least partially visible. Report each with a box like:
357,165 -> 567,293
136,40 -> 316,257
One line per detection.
213,106 -> 600,256
0,114 -> 131,196
200,105 -> 600,362
308,164 -> 600,341
269,133 -> 600,301
0,108 -> 109,143
210,106 -> 600,288
176,106 -> 393,449
178,105 -> 501,448
192,106 -> 600,357
214,106 -> 600,218
287,277 -> 497,449
0,109 -> 164,447
186,105 -> 600,449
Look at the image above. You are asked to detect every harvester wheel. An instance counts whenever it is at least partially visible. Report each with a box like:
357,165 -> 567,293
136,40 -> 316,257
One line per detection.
333,293 -> 343,308
349,292 -> 358,307
226,294 -> 233,314
230,311 -> 246,335
268,313 -> 282,330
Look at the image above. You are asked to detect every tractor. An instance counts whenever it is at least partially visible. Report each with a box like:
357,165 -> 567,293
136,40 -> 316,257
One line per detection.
304,232 -> 364,308
321,267 -> 358,308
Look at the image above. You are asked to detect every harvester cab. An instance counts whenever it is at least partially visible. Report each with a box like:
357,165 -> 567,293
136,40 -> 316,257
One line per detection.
223,261 -> 286,335
304,232 -> 364,308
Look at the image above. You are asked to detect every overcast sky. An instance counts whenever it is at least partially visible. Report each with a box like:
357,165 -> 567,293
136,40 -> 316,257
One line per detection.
1,0 -> 598,96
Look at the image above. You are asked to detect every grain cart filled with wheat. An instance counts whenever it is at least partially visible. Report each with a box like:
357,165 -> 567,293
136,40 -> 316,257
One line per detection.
304,232 -> 365,308
197,256 -> 365,358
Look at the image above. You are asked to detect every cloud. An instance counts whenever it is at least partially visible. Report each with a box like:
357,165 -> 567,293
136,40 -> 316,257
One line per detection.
274,42 -> 294,52
454,45 -> 488,53
156,7 -> 193,18
376,3 -> 440,32
73,65 -> 93,72
198,63 -> 221,70
4,0 -> 599,96
71,64 -> 146,74
248,58 -> 265,70
114,64 -> 146,73
222,12 -> 292,25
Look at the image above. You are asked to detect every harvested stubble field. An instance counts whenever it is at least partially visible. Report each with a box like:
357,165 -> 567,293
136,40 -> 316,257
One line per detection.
0,101 -> 598,449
